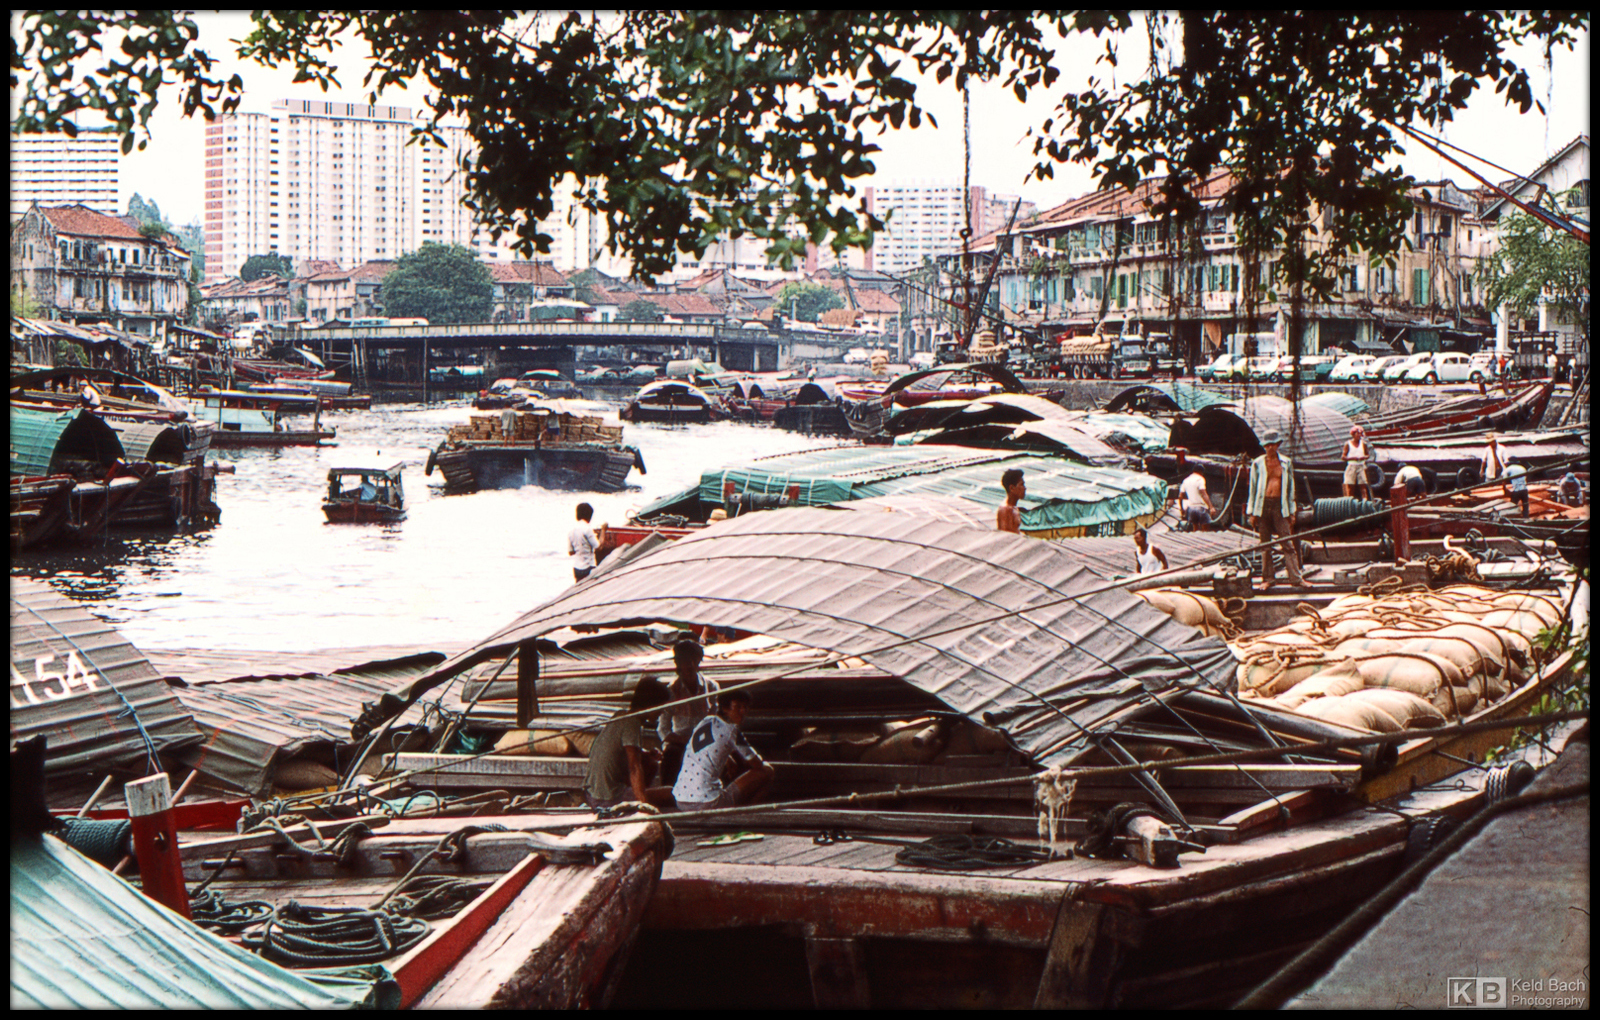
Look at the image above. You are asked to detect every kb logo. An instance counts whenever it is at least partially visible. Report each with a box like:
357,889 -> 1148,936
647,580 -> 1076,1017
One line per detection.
1448,977 -> 1507,1008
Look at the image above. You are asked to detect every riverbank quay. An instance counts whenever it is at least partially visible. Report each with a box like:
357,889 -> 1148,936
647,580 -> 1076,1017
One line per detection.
1280,723 -> 1589,1010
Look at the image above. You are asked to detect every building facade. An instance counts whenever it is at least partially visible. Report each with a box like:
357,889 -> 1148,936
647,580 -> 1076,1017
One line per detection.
9,132 -> 121,215
864,182 -> 1036,277
203,101 -> 628,285
953,171 -> 1500,367
11,203 -> 192,341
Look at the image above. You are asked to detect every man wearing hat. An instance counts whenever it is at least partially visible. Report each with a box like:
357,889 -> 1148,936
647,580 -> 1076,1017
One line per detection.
1480,433 -> 1505,483
1341,425 -> 1373,500
1247,429 -> 1305,588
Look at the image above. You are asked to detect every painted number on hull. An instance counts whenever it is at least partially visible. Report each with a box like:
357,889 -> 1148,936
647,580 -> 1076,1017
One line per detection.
10,652 -> 103,707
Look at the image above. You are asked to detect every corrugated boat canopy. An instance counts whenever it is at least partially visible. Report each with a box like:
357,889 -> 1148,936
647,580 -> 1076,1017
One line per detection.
169,653 -> 444,795
1168,395 -> 1354,463
638,445 -> 1168,537
1103,382 -> 1234,414
11,833 -> 397,1009
105,419 -> 190,464
10,578 -> 203,778
888,394 -> 1129,466
1303,391 -> 1371,420
9,405 -> 127,477
1066,411 -> 1178,455
395,509 -> 1236,768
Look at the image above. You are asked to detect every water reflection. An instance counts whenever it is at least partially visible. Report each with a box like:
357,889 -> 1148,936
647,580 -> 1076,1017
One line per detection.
11,401 -> 845,652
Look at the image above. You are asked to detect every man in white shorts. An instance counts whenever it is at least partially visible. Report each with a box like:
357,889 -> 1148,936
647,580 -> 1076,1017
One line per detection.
672,690 -> 775,812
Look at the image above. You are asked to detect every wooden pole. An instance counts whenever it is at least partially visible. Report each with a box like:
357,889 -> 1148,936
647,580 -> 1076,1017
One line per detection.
125,773 -> 192,919
76,774 -> 114,818
1389,483 -> 1410,562
113,769 -> 196,876
516,640 -> 540,730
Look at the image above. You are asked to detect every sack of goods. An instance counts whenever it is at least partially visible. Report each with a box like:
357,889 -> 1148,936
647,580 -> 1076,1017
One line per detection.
1230,584 -> 1561,732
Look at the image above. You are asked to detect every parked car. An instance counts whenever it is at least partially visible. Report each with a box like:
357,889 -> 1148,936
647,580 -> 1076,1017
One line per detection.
1242,355 -> 1281,381
1329,354 -> 1375,383
1196,353 -> 1239,382
1362,355 -> 1405,382
1467,352 -> 1502,383
1402,351 -> 1474,384
1381,352 -> 1433,383
1273,354 -> 1335,382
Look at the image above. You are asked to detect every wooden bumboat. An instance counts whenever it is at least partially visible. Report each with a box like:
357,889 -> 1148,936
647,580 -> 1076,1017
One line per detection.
172,814 -> 671,1009
429,443 -> 640,494
322,460 -> 406,523
620,381 -> 720,424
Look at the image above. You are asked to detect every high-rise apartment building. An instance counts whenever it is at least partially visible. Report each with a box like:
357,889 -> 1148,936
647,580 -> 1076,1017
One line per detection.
204,100 -> 623,283
205,100 -> 414,283
10,132 -> 121,215
863,182 -> 1036,276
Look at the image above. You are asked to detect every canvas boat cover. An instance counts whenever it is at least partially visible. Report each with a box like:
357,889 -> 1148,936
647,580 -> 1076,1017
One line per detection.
11,833 -> 396,1009
10,405 -> 127,478
169,654 -> 443,795
638,444 -> 1168,537
1303,391 -> 1371,420
10,578 -> 203,778
390,508 -> 1236,768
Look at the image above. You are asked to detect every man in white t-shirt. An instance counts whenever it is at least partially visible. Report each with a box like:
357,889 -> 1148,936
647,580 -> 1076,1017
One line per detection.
568,502 -> 599,582
672,690 -> 774,812
1177,471 -> 1215,530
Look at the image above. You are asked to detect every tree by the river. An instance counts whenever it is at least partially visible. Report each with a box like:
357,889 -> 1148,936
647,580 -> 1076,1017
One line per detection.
774,281 -> 845,323
12,11 -> 1588,285
1480,188 -> 1591,339
381,243 -> 492,325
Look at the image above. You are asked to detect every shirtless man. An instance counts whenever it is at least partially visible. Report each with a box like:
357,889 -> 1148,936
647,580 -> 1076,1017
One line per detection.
997,467 -> 1024,533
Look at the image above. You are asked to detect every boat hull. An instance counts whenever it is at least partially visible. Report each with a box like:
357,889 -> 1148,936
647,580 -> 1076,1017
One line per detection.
210,428 -> 336,447
432,443 -> 638,494
322,499 -> 406,523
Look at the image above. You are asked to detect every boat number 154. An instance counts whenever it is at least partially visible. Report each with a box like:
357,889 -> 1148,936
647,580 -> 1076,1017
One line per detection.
10,652 -> 104,707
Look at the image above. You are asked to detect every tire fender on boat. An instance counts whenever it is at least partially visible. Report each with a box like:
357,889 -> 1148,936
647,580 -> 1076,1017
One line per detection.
1456,465 -> 1479,489
425,447 -> 438,476
1364,463 -> 1386,491
631,446 -> 647,475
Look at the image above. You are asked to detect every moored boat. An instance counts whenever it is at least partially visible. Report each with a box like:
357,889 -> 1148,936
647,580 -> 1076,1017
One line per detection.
189,389 -> 336,446
620,380 -> 721,424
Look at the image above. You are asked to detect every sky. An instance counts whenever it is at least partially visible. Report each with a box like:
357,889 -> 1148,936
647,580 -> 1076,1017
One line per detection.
12,12 -> 1590,230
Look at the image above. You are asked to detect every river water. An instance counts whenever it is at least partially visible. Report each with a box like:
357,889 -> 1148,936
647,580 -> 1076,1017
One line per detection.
11,401 -> 845,652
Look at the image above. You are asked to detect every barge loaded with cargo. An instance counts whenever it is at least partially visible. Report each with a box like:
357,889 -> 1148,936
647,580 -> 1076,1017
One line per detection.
426,405 -> 645,494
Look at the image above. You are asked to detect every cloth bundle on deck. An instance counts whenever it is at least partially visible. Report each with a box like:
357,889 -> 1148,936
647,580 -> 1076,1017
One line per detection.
1232,584 -> 1561,731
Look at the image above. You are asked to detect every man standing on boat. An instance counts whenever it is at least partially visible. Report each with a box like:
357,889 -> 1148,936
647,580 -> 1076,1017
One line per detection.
1480,434 -> 1506,483
658,636 -> 718,787
1247,429 -> 1305,588
1342,425 -> 1373,500
1177,470 -> 1216,530
1133,527 -> 1169,574
569,503 -> 599,582
997,467 -> 1024,533
584,678 -> 672,810
672,690 -> 775,813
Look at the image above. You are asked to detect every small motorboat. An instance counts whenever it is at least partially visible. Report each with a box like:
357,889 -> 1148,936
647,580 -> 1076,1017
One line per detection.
322,459 -> 406,523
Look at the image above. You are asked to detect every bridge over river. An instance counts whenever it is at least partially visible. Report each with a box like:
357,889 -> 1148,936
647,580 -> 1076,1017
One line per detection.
292,321 -> 876,386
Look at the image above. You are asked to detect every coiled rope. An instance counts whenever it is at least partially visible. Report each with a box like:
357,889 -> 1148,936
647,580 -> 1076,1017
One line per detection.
241,901 -> 431,967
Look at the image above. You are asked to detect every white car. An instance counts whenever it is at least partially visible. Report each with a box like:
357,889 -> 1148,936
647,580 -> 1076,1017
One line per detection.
1402,351 -> 1473,384
909,351 -> 937,370
1329,354 -> 1374,382
1362,355 -> 1404,382
1382,352 -> 1433,383
1197,353 -> 1239,381
1467,352 -> 1502,382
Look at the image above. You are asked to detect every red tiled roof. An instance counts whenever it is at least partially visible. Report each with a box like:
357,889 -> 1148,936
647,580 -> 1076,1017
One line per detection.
41,204 -> 146,240
487,260 -> 570,286
296,260 -> 344,278
349,260 -> 395,283
851,288 -> 901,314
819,307 -> 859,328
639,292 -> 723,317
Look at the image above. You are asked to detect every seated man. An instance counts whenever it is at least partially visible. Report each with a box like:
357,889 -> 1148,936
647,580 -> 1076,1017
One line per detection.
584,678 -> 672,810
672,690 -> 774,813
